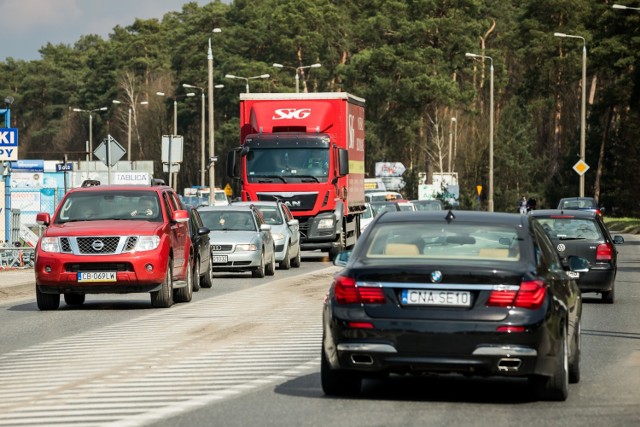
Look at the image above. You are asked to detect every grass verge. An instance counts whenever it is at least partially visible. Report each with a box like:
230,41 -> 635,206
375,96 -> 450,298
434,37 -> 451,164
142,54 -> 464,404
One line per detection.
604,217 -> 640,235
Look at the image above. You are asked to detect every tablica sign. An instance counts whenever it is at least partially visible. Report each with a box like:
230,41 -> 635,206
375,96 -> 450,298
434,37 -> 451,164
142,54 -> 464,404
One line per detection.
113,172 -> 150,185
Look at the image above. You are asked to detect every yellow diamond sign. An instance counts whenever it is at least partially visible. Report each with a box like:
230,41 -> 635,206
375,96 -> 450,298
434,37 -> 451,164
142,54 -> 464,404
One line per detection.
573,159 -> 590,176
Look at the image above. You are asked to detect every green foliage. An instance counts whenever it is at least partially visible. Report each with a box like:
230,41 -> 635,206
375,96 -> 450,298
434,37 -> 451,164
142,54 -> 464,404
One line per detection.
1,0 -> 639,216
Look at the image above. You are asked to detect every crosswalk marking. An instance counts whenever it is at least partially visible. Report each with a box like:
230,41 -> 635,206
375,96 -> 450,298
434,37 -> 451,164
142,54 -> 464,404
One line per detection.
0,268 -> 336,426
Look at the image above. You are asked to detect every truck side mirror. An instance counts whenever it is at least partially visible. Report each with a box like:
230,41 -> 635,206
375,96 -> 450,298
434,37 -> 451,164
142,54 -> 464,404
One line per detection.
338,148 -> 349,177
226,150 -> 237,178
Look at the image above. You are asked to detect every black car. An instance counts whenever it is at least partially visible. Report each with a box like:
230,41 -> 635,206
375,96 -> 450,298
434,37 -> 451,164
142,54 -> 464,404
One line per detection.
322,210 -> 585,401
531,209 -> 624,303
557,197 -> 604,217
186,205 -> 213,290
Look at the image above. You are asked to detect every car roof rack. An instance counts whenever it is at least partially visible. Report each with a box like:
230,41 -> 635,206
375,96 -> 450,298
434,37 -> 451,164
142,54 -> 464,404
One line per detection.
151,178 -> 166,186
81,179 -> 101,187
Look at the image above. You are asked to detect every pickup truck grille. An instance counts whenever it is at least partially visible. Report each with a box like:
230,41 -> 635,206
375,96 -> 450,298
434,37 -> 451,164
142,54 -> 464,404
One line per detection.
58,236 -> 137,255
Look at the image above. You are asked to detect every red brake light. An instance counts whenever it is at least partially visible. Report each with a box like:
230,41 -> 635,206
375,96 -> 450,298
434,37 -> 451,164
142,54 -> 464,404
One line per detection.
334,276 -> 385,305
596,243 -> 613,261
487,280 -> 546,309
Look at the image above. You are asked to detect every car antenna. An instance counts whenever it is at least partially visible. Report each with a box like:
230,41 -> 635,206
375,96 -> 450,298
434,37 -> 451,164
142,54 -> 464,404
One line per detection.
445,210 -> 456,223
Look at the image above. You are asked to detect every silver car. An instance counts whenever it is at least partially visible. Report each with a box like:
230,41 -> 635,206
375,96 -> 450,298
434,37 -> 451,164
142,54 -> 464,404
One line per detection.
197,205 -> 276,278
232,201 -> 301,269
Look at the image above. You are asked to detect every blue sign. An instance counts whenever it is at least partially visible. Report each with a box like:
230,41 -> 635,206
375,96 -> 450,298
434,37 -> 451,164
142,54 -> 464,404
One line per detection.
11,159 -> 44,172
56,162 -> 73,172
0,128 -> 18,161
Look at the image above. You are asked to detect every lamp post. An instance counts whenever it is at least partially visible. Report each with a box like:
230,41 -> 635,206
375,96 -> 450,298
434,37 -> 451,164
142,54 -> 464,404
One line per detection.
224,74 -> 270,93
273,63 -> 321,93
72,106 -> 108,161
208,28 -> 222,198
183,83 -> 224,187
465,52 -> 494,212
155,92 -> 195,189
111,100 -> 148,161
612,4 -> 640,10
554,32 -> 587,197
448,117 -> 457,173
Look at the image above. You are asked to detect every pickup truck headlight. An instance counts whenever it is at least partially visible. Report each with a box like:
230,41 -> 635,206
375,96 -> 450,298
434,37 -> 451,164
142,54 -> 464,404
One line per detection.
40,237 -> 61,253
317,218 -> 335,230
135,236 -> 161,252
236,244 -> 258,251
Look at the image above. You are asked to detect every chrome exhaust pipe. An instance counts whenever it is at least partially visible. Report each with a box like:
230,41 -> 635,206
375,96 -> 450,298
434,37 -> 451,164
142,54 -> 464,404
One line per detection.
350,354 -> 374,365
497,358 -> 521,372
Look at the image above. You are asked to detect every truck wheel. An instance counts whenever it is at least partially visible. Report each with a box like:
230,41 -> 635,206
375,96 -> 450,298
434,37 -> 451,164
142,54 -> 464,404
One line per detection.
36,286 -> 60,311
151,260 -> 174,308
266,248 -> 276,276
174,257 -> 194,303
192,257 -> 201,292
252,252 -> 266,278
279,246 -> 291,270
201,256 -> 214,288
64,293 -> 85,306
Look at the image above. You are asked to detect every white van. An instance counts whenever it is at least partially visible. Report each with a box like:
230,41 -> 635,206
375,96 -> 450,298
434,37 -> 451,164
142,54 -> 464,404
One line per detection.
365,178 -> 386,192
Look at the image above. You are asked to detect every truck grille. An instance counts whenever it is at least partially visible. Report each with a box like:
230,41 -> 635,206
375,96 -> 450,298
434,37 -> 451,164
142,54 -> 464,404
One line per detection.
57,236 -> 139,255
256,192 -> 318,211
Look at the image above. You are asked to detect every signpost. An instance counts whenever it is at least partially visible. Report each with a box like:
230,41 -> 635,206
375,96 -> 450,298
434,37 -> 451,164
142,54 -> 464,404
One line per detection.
161,135 -> 183,189
94,135 -> 126,184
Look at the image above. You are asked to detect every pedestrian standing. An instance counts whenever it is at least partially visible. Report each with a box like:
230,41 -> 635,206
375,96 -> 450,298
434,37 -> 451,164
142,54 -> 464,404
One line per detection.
519,196 -> 528,214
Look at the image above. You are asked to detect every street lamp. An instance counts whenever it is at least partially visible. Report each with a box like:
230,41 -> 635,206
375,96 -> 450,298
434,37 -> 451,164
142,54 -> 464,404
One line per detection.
224,74 -> 270,93
554,32 -> 587,197
448,117 -> 457,173
155,91 -> 195,189
208,27 -> 222,198
613,4 -> 640,10
111,99 -> 148,161
72,106 -> 108,161
183,83 -> 224,187
465,52 -> 494,212
273,63 -> 321,93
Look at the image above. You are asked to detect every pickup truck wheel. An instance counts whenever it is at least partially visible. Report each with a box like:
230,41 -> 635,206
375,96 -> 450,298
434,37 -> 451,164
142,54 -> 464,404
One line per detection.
64,293 -> 85,306
201,256 -> 214,288
174,257 -> 193,303
151,261 -> 174,308
36,286 -> 60,311
266,247 -> 276,276
252,252 -> 266,278
279,246 -> 291,270
192,257 -> 201,292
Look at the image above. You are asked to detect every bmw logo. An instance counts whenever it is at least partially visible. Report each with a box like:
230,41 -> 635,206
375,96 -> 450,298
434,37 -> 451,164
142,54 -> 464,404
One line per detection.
430,270 -> 443,283
92,240 -> 105,251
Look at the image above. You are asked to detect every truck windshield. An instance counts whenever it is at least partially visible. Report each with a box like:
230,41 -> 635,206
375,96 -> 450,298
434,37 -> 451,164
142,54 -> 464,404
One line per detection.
246,148 -> 329,183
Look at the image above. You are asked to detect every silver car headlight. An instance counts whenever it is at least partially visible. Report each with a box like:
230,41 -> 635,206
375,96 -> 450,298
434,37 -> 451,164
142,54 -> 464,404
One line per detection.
317,218 -> 334,230
236,244 -> 258,251
135,236 -> 161,252
40,237 -> 61,253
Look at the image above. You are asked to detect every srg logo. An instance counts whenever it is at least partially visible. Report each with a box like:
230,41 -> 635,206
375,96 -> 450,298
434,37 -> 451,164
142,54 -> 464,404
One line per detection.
273,108 -> 312,120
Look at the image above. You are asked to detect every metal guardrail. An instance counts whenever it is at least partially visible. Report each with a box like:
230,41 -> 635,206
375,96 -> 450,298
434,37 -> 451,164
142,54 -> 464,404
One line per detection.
0,247 -> 35,270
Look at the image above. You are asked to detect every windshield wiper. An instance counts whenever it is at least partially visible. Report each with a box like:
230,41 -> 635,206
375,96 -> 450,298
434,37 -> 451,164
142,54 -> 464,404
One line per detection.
291,175 -> 319,182
558,236 -> 586,241
255,175 -> 287,183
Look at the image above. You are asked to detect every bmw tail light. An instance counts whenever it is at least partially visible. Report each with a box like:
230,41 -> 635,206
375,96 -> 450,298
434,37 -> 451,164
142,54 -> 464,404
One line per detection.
334,276 -> 385,305
487,280 -> 546,309
514,280 -> 546,309
596,243 -> 613,261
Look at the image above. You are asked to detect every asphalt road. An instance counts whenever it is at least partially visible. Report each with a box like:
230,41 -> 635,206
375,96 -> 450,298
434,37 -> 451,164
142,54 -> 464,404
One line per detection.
0,242 -> 639,427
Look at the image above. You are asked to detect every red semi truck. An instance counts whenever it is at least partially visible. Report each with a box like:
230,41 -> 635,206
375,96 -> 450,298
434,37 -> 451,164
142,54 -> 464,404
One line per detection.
226,92 -> 365,259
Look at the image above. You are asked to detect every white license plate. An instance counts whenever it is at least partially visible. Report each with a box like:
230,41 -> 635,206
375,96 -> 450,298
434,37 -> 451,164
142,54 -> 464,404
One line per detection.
211,255 -> 228,263
567,271 -> 580,279
77,271 -> 117,283
401,289 -> 471,307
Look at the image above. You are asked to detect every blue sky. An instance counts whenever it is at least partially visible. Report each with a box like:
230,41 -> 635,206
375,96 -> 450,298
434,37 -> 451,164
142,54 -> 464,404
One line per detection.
0,0 -> 211,61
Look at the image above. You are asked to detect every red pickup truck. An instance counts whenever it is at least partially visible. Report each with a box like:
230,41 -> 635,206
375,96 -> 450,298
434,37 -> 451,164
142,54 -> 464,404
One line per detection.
34,180 -> 193,310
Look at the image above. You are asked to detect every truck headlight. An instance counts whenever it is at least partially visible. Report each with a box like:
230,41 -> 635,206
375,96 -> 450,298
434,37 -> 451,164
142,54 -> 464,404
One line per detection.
136,236 -> 161,252
236,244 -> 258,251
40,237 -> 60,253
317,218 -> 334,230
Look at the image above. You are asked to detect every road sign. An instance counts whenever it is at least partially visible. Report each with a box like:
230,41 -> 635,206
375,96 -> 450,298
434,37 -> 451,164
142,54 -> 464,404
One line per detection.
94,135 -> 126,167
56,163 -> 73,172
161,135 -> 184,164
375,162 -> 406,177
573,159 -> 590,176
224,183 -> 233,197
476,185 -> 482,195
0,128 -> 19,161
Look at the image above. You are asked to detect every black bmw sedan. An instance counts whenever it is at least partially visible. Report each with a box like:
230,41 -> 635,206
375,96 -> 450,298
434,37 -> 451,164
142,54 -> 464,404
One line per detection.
322,210 -> 585,401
